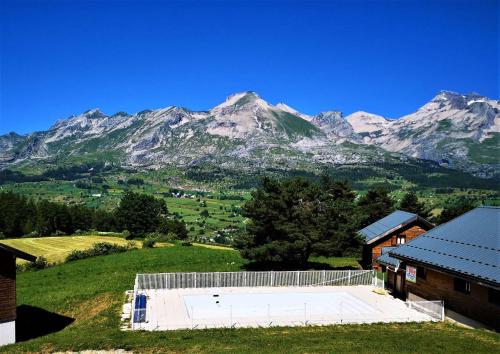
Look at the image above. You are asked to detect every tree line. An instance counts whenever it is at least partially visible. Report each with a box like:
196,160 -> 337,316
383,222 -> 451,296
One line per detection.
0,191 -> 187,239
235,176 -> 477,268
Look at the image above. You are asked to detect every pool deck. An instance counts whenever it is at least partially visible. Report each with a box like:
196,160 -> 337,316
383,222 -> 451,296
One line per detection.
133,285 -> 435,330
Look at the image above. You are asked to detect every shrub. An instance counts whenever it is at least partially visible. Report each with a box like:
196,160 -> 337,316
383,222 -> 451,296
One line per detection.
65,242 -> 131,262
24,256 -> 50,271
142,237 -> 156,248
127,240 -> 137,248
181,241 -> 192,247
157,219 -> 188,240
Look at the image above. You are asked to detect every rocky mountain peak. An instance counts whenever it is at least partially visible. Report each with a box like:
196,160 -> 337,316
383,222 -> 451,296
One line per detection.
83,108 -> 106,119
346,111 -> 389,133
1,90 -> 497,178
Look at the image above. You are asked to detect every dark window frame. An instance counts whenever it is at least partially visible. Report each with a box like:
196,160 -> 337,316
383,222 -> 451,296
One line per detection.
488,288 -> 500,306
416,266 -> 426,280
454,278 -> 471,294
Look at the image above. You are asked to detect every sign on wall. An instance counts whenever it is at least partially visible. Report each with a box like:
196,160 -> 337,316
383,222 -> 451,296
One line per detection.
406,266 -> 417,283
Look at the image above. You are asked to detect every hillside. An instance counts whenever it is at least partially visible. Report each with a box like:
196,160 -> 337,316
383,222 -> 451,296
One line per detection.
1,91 -> 498,178
2,245 -> 499,353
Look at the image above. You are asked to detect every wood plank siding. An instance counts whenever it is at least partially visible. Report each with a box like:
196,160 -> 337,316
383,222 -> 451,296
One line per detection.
363,221 -> 430,270
0,249 -> 16,322
405,265 -> 500,329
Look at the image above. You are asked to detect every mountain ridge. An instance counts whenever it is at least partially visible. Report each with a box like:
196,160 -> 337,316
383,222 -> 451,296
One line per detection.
1,90 -> 498,178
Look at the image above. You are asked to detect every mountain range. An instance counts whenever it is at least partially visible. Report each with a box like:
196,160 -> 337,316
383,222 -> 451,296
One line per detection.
1,91 -> 498,178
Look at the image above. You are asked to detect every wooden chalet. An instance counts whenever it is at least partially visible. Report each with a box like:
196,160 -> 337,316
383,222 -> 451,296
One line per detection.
386,206 -> 500,330
0,243 -> 36,346
359,210 -> 433,271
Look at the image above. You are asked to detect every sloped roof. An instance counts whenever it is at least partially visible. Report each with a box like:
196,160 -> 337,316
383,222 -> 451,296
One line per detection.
376,247 -> 401,268
359,210 -> 432,244
0,243 -> 36,262
390,206 -> 500,286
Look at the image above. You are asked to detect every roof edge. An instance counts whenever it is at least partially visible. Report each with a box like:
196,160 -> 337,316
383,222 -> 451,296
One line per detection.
365,214 -> 434,245
388,252 -> 500,288
0,243 -> 37,262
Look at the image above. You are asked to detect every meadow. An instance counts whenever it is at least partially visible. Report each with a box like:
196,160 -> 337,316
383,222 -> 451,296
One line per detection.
1,178 -> 247,242
2,245 -> 499,353
0,235 -> 134,263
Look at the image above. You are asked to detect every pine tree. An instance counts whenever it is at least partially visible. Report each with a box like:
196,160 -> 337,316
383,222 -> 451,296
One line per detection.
399,191 -> 430,218
357,187 -> 395,227
235,176 -> 363,268
438,199 -> 476,224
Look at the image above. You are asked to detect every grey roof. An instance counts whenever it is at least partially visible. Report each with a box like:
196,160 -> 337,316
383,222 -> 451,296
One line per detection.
390,206 -> 500,286
376,247 -> 401,268
0,243 -> 37,262
359,210 -> 431,244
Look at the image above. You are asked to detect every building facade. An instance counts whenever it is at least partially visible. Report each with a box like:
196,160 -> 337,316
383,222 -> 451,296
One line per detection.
359,210 -> 433,271
0,244 -> 36,346
389,206 -> 500,330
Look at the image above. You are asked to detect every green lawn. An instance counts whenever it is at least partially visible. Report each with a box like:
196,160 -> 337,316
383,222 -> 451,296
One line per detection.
3,246 -> 499,353
309,256 -> 361,269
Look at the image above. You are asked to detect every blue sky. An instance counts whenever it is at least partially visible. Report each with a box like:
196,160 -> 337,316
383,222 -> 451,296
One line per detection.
0,0 -> 498,135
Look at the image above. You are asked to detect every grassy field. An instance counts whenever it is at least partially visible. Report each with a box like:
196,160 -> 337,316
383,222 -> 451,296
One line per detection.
3,245 -> 499,353
1,180 -> 247,241
0,235 -> 133,264
4,175 -> 499,237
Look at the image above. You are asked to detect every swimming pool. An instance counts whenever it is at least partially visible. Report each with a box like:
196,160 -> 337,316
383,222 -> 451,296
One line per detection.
183,291 -> 379,319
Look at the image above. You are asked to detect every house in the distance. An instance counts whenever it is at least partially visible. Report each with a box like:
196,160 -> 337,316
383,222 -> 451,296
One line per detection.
0,243 -> 36,346
359,210 -> 433,271
389,206 -> 500,329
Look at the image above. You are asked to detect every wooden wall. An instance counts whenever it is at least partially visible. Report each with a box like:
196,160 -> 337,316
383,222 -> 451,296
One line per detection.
365,221 -> 430,270
0,249 -> 16,322
405,265 -> 500,330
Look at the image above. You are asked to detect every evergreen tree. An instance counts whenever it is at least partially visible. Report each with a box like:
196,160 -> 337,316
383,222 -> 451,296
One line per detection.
399,191 -> 430,218
0,191 -> 29,237
310,177 -> 361,257
92,209 -> 118,231
438,199 -> 476,224
235,176 -> 363,268
357,187 -> 395,228
69,205 -> 93,232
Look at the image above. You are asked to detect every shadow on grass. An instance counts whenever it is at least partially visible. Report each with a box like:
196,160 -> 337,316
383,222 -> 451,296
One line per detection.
16,305 -> 74,342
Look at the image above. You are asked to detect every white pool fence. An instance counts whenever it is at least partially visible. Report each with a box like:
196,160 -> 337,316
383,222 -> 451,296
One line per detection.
135,270 -> 375,291
130,270 -> 444,330
406,300 -> 445,321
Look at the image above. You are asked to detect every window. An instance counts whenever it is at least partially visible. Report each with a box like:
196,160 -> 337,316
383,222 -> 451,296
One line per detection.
488,288 -> 500,306
397,235 -> 406,245
416,266 -> 426,279
454,278 -> 471,294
